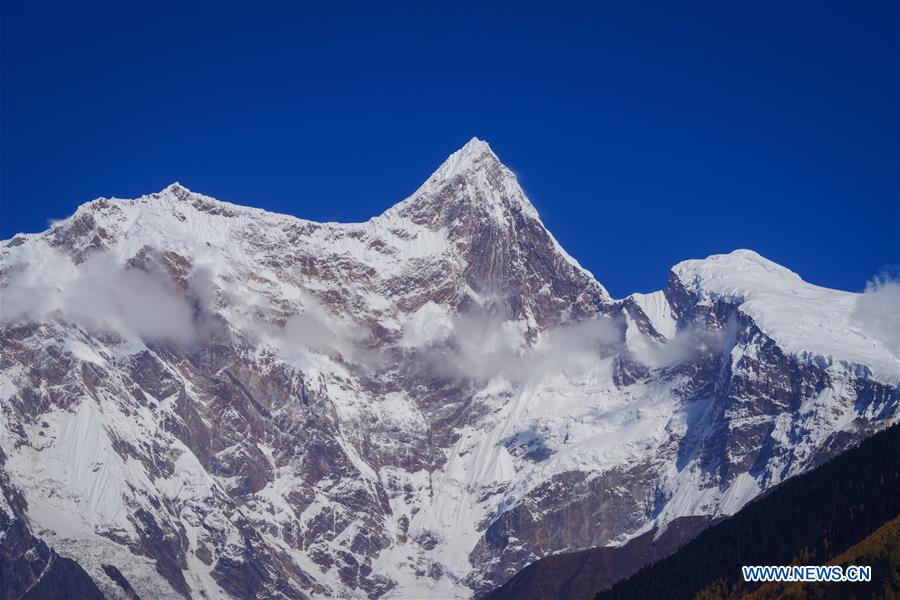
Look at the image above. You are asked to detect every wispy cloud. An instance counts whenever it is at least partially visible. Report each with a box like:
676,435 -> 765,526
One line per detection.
399,301 -> 626,382
629,319 -> 736,369
1,249 -> 197,344
1,247 -> 743,377
852,271 -> 900,357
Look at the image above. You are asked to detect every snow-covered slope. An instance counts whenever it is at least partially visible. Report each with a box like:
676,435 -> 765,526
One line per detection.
672,249 -> 898,383
0,139 -> 897,599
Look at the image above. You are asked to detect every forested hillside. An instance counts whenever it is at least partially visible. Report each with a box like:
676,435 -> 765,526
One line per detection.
740,514 -> 900,600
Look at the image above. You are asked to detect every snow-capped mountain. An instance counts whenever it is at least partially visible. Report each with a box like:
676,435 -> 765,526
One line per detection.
1,138 -> 897,599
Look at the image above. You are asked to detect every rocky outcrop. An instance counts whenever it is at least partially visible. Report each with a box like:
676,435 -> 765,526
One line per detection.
482,516 -> 712,600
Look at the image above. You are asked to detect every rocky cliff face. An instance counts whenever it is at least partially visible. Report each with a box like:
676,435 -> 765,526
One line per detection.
1,138 -> 897,598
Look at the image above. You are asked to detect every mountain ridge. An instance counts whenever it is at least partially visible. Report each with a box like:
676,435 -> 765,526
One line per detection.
1,140 -> 897,599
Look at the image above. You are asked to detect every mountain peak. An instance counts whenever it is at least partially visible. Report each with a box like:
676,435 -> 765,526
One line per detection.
673,249 -> 804,298
459,135 -> 492,155
386,137 -> 541,227
163,181 -> 190,194
157,181 -> 195,201
427,136 -> 500,186
375,139 -> 607,309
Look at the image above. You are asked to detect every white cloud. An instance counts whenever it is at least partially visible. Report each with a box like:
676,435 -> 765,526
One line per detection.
0,245 -> 752,378
1,249 -> 197,344
852,274 -> 900,358
397,298 -> 747,384
271,291 -> 384,369
401,305 -> 626,382
400,302 -> 455,348
629,320 -> 735,369
531,317 -> 624,376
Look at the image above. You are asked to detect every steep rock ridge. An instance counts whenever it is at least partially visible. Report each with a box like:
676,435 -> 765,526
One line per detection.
383,138 -> 610,329
0,139 -> 897,599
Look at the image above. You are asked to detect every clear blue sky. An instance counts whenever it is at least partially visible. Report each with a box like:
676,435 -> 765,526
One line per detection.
1,1 -> 897,297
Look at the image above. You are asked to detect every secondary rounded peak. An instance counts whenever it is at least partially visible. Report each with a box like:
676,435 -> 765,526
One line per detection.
672,249 -> 805,297
681,249 -> 797,275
